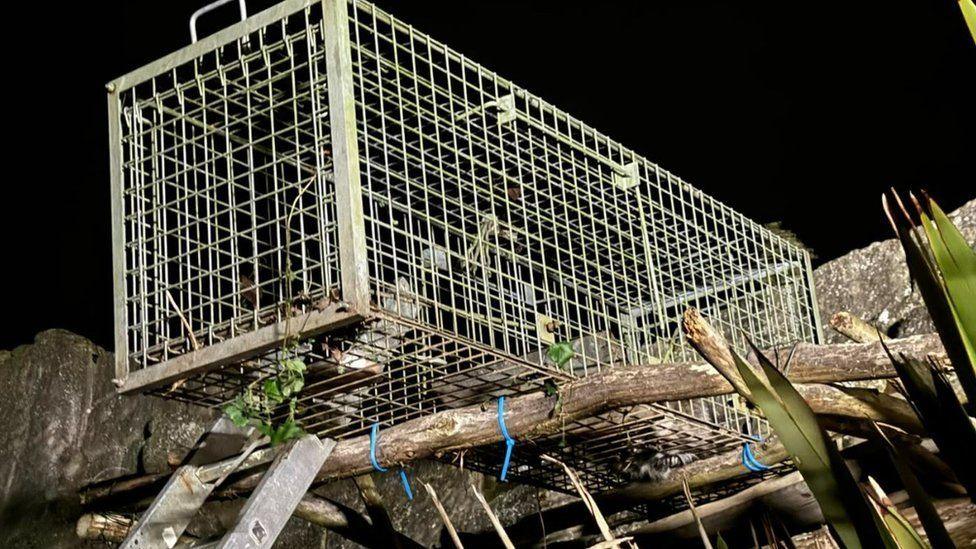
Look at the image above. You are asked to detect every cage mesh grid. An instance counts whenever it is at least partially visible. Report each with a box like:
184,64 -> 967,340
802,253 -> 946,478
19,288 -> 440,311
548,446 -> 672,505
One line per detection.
344,0 -> 815,491
109,0 -> 819,496
116,4 -> 340,373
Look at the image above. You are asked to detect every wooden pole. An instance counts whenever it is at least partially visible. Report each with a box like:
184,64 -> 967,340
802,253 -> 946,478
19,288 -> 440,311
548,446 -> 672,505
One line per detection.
830,312 -> 888,344
81,331 -> 942,510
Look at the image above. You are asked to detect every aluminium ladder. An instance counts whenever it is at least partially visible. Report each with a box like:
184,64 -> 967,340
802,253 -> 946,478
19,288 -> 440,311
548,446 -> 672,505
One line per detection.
119,417 -> 335,548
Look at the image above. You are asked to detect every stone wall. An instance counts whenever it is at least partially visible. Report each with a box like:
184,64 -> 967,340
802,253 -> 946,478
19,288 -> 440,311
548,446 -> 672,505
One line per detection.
0,330 -> 564,548
814,199 -> 974,343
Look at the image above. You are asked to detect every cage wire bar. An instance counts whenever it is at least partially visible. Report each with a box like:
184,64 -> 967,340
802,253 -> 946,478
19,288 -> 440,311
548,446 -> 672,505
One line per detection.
107,0 -> 821,495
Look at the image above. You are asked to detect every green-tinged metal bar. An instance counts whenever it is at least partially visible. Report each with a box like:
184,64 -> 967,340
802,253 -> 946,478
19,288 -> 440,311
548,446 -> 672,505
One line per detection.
107,87 -> 128,383
803,250 -> 824,344
119,307 -> 363,394
322,0 -> 370,313
107,0 -> 319,93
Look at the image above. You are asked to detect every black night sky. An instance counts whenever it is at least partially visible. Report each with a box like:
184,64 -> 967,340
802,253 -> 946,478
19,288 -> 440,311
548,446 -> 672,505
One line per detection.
2,0 -> 973,351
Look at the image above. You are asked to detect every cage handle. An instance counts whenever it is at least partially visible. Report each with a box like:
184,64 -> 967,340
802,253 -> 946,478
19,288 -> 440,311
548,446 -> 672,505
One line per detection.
190,0 -> 248,43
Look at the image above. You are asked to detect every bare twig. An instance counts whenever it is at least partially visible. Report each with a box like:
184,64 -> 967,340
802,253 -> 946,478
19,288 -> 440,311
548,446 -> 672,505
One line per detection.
165,289 -> 199,393
681,478 -> 714,549
541,454 -> 634,548
424,482 -> 464,549
469,483 -> 515,549
165,289 -> 200,351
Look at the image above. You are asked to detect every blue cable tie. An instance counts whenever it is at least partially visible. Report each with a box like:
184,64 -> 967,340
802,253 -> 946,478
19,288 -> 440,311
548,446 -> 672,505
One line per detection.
398,469 -> 414,501
497,396 -> 515,482
369,423 -> 414,500
742,441 -> 770,472
369,423 -> 388,473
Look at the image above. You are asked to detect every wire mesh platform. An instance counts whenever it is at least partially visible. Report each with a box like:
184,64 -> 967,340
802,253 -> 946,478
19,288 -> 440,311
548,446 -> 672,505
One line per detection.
107,0 -> 819,495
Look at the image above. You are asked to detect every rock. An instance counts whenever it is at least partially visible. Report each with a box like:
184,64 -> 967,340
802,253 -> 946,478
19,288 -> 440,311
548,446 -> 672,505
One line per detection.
0,330 -> 214,548
0,330 -> 509,548
814,199 -> 975,343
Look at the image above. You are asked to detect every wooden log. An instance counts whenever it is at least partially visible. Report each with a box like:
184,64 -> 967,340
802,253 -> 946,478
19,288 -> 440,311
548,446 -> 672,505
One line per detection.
76,493 -> 419,548
80,331 -> 944,508
75,512 -> 137,543
632,472 -> 813,536
830,312 -> 888,344
460,442 -> 791,547
605,443 -> 790,504
353,474 -> 414,549
298,332 -> 940,486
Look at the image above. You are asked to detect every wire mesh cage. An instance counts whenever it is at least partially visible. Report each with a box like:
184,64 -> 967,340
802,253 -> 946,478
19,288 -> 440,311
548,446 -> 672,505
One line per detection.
108,0 -> 820,494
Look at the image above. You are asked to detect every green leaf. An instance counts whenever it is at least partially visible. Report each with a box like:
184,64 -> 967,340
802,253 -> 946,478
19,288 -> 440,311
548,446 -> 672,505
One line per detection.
888,351 -> 976,501
931,368 -> 976,500
543,379 -> 559,397
277,368 -> 305,398
874,424 -> 954,549
886,192 -> 976,408
921,197 -> 976,398
282,358 -> 307,373
257,421 -> 275,439
263,378 -> 285,404
223,400 -> 249,428
748,340 -> 830,465
865,476 -> 927,549
270,419 -> 305,446
716,532 -> 729,549
880,504 -> 928,549
546,342 -> 575,370
959,0 -> 976,46
733,353 -> 844,539
733,350 -> 896,549
825,434 -> 901,549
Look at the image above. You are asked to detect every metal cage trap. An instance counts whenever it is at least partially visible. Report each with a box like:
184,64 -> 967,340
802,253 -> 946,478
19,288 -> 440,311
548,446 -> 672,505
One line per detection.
107,0 -> 821,495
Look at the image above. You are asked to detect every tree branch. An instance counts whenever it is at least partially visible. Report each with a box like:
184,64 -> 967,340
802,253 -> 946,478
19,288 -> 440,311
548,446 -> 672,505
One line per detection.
830,312 -> 888,344
459,442 -> 791,546
80,332 -> 943,509
353,474 -> 410,549
76,492 -> 421,548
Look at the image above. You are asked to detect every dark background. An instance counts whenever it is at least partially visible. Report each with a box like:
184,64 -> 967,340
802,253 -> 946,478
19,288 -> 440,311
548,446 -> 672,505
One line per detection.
2,0 -> 973,351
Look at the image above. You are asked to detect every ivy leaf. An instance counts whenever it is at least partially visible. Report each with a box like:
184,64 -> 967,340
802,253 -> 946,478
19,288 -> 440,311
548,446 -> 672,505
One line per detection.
271,419 -> 305,446
256,421 -> 275,439
282,358 -> 307,373
543,379 -> 559,397
263,379 -> 285,404
223,400 -> 249,428
278,369 -> 305,398
283,377 -> 304,397
546,342 -> 575,370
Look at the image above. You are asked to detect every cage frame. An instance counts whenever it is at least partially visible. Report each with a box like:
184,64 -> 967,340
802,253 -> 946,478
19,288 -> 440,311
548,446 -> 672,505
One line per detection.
106,0 -> 823,495
107,0 -> 374,393
108,0 -> 822,395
